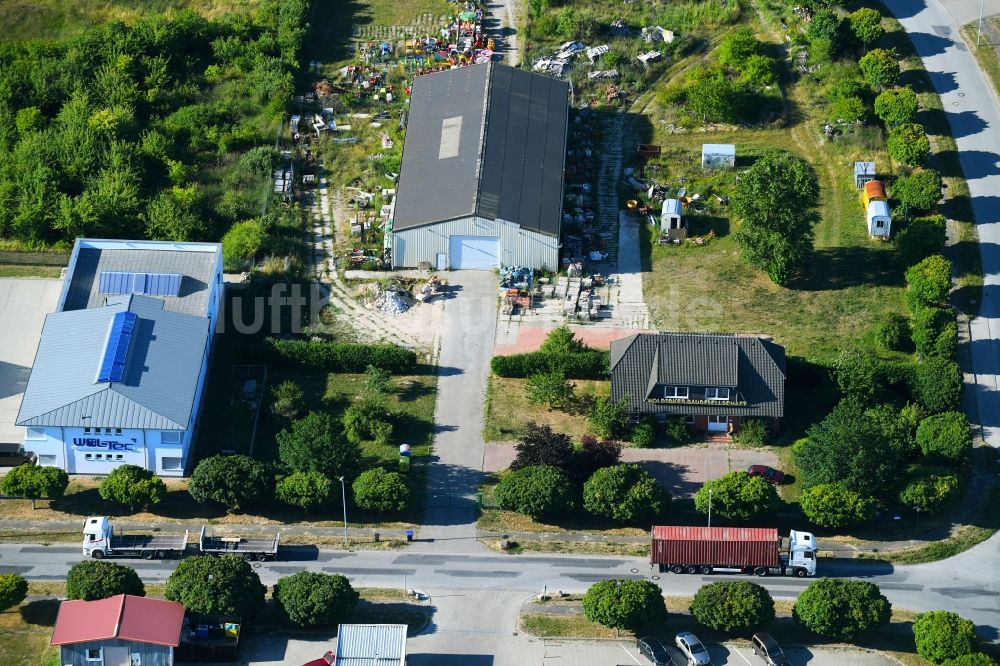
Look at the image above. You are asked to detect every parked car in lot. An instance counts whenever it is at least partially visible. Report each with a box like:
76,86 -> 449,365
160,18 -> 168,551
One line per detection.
747,464 -> 785,484
301,652 -> 334,666
750,632 -> 787,665
0,443 -> 36,467
675,631 -> 712,666
637,636 -> 677,665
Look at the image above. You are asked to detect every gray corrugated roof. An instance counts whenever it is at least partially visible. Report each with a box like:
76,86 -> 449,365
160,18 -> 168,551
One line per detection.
16,296 -> 209,430
63,246 -> 218,317
336,624 -> 407,665
393,63 -> 569,237
610,333 -> 786,418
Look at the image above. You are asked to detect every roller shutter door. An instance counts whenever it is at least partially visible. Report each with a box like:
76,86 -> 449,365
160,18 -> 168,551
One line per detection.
449,236 -> 499,270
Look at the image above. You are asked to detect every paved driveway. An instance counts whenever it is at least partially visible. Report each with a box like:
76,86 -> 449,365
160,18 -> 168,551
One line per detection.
0,279 -> 62,445
484,444 -> 779,497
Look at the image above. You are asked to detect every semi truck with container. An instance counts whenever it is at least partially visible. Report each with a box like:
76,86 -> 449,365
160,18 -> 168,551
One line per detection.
83,516 -> 188,560
198,526 -> 280,561
651,526 -> 817,577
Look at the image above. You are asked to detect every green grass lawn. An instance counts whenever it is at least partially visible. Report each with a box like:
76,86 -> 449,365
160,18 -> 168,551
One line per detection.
483,376 -> 609,442
0,0 -> 260,41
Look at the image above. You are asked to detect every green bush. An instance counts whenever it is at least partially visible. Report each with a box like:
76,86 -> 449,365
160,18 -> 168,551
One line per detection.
188,455 -> 272,511
866,402 -> 922,459
276,471 -> 332,512
165,555 -> 266,618
582,579 -> 666,632
583,464 -> 671,523
793,578 -> 891,639
67,560 -> 145,601
662,416 -> 693,446
266,338 -> 417,373
732,418 -> 769,446
941,654 -> 997,666
631,421 -> 656,448
913,611 -> 978,663
911,306 -> 954,359
832,349 -> 890,403
916,411 -> 972,462
490,350 -> 609,379
849,7 -> 885,47
906,254 -> 952,308
525,369 -> 576,410
587,397 -> 631,440
888,122 -> 931,166
274,571 -> 359,627
690,581 -> 775,632
800,484 -> 876,528
279,411 -> 361,477
694,472 -> 780,521
221,219 -> 266,271
98,464 -> 167,511
859,48 -> 900,89
897,215 -> 947,267
899,474 -> 959,513
874,312 -> 911,351
496,465 -> 578,517
352,468 -> 410,513
342,398 -> 394,447
0,573 -> 28,611
911,358 -> 963,413
270,380 -> 305,420
895,169 -> 943,212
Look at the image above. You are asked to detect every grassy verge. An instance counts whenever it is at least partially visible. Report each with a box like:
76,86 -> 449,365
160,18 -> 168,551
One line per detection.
0,265 -> 63,278
481,538 -> 651,557
483,376 -> 610,442
961,20 -> 1000,105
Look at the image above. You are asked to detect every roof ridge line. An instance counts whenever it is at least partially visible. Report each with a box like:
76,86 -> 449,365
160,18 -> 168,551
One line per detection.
113,594 -> 126,639
471,61 -> 494,215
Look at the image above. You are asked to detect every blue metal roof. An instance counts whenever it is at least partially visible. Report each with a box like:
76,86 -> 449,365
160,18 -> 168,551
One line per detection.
96,311 -> 137,383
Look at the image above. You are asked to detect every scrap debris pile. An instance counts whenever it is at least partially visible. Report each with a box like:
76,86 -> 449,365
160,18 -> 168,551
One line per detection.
499,266 -> 533,291
358,282 -> 412,315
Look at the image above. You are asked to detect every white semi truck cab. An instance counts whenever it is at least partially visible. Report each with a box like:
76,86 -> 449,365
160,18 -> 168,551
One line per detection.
784,530 -> 817,576
82,516 -> 188,559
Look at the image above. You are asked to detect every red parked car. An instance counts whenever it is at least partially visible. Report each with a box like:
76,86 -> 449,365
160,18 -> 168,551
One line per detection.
302,652 -> 335,666
747,465 -> 785,484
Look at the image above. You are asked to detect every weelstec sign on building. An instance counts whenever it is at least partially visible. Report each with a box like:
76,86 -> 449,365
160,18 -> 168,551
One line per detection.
71,437 -> 139,452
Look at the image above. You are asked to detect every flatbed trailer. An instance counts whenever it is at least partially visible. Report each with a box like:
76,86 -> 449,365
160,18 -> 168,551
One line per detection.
198,526 -> 279,561
83,517 -> 188,560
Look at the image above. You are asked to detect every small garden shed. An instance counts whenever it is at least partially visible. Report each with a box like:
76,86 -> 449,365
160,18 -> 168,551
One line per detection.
701,144 -> 735,169
854,161 -> 876,188
659,199 -> 686,241
867,200 -> 892,238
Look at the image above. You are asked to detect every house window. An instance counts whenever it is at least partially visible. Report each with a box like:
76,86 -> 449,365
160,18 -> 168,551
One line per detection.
85,454 -> 93,460
705,388 -> 730,401
161,431 -> 182,445
86,647 -> 102,661
709,415 -> 728,423
115,428 -> 123,435
116,454 -> 124,461
162,456 -> 183,471
84,427 -> 91,434
685,415 -> 695,424
104,428 -> 112,434
37,455 -> 57,466
663,386 -> 689,399
25,428 -> 44,440
876,220 -> 885,228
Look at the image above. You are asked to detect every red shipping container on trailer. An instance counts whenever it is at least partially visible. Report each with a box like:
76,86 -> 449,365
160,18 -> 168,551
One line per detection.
651,526 -> 780,568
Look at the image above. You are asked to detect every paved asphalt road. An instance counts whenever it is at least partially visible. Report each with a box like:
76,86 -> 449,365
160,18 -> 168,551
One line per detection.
883,0 -> 1000,447
2,537 -> 997,635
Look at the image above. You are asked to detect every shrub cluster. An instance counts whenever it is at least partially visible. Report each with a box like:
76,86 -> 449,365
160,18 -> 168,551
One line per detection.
491,350 -> 609,379
266,338 -> 417,373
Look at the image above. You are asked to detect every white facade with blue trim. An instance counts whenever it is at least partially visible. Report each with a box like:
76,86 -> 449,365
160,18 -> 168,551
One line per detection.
17,239 -> 223,476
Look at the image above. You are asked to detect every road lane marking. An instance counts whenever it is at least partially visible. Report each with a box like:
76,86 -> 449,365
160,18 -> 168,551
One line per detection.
621,644 -> 643,664
730,645 -> 754,666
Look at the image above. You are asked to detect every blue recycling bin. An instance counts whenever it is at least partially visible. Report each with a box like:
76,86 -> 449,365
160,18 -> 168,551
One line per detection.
406,529 -> 414,542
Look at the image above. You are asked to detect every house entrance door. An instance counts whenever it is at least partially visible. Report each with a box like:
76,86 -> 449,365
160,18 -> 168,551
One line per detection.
103,646 -> 129,666
707,416 -> 728,432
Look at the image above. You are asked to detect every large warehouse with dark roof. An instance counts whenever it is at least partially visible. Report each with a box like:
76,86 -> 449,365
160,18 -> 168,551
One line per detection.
390,62 -> 570,271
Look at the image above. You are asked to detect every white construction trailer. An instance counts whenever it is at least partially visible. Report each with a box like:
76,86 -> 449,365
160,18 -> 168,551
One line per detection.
867,200 -> 892,238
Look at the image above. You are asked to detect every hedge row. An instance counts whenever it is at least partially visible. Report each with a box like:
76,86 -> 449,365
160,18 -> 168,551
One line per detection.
266,338 -> 417,373
491,350 -> 609,379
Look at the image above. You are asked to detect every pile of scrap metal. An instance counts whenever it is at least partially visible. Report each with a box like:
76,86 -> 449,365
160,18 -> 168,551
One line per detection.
415,275 -> 442,303
532,41 -> 586,76
358,282 -> 410,314
499,266 -> 533,291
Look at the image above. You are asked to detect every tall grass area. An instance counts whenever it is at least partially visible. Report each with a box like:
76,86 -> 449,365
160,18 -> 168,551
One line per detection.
0,0 -> 261,41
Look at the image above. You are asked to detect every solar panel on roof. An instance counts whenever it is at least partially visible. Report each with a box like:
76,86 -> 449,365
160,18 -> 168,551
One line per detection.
131,273 -> 148,294
97,311 -> 137,383
98,272 -> 132,295
145,273 -> 182,296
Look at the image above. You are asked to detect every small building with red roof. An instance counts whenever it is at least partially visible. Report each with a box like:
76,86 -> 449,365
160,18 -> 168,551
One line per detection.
51,593 -> 184,666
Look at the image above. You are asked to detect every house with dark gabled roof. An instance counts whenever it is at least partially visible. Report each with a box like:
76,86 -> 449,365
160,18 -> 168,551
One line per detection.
390,62 -> 569,271
609,333 -> 786,435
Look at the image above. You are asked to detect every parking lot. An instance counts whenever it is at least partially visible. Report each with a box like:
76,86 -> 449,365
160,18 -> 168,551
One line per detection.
0,279 -> 62,445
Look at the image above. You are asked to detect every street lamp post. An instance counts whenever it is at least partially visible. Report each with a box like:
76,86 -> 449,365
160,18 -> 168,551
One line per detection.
707,489 -> 713,528
338,476 -> 348,546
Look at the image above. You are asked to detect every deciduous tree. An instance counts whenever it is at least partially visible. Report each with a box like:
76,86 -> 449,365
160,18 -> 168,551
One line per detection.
849,8 -> 885,49
525,369 -> 576,410
906,254 -> 952,308
582,579 -> 666,632
888,123 -> 931,166
165,555 -> 266,618
278,411 -> 361,478
895,169 -> 943,213
913,611 -> 978,663
691,581 -> 775,631
874,87 -> 918,127
912,358 -> 963,413
1,464 -> 69,509
352,468 -> 410,513
67,560 -> 145,600
793,579 -> 891,639
188,455 -> 272,511
273,571 -> 359,627
511,422 -> 575,472
98,464 -> 166,511
899,474 -> 959,513
496,465 -> 578,517
731,152 -> 820,285
800,484 -> 876,528
583,464 -> 671,523
276,471 -> 332,512
694,472 -> 780,521
916,412 -> 972,463
859,48 -> 900,89
0,573 -> 28,611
